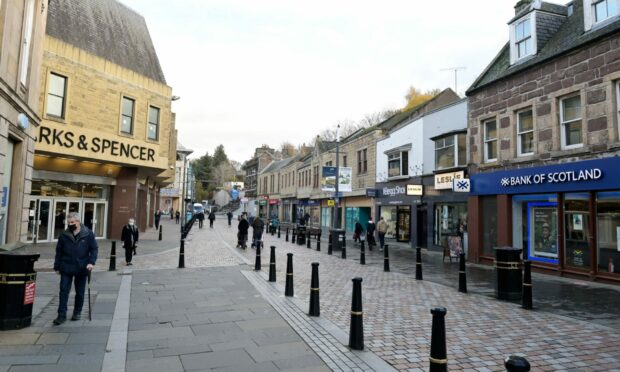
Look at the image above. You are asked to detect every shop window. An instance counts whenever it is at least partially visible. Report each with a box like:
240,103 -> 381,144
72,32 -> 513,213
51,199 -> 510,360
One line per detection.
560,95 -> 582,149
512,194 -> 558,264
380,206 -> 397,239
321,207 -> 332,228
517,109 -> 534,156
483,120 -> 497,163
121,97 -> 135,134
481,196 -> 498,256
46,73 -> 67,118
434,203 -> 467,247
387,151 -> 409,178
343,155 -> 347,167
596,192 -> 620,275
564,193 -> 591,270
148,106 -> 160,141
434,134 -> 466,170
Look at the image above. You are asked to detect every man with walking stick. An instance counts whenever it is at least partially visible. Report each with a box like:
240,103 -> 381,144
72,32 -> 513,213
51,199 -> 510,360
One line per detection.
53,212 -> 98,325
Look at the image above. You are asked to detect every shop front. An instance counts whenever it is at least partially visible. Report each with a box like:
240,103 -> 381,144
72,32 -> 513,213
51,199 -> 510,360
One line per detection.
470,157 -> 620,281
374,181 -> 414,243
342,196 -> 373,234
297,199 -> 320,226
268,199 -> 280,219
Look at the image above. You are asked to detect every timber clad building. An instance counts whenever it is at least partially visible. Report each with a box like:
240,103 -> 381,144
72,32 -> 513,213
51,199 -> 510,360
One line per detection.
29,0 -> 176,242
467,0 -> 620,281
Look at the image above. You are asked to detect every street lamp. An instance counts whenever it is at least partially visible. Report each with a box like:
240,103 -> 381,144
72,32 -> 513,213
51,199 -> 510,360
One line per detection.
180,154 -> 188,235
333,124 -> 340,229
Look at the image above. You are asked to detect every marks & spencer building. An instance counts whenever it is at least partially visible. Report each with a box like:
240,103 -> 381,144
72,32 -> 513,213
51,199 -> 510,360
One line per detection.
27,0 -> 176,242
467,0 -> 620,281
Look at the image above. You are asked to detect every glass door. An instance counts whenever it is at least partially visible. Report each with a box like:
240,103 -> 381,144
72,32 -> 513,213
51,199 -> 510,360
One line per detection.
53,200 -> 68,240
37,199 -> 51,242
83,202 -> 95,231
27,200 -> 36,242
564,193 -> 591,270
397,206 -> 411,242
94,202 -> 107,238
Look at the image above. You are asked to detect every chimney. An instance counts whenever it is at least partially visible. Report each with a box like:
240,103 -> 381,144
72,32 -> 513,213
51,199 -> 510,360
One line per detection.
514,0 -> 533,15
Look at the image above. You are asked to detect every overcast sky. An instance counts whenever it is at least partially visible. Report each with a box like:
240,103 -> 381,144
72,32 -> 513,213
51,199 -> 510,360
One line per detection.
122,0 -> 564,163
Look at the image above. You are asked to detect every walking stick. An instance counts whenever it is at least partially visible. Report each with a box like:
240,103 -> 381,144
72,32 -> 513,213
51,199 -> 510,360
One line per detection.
88,271 -> 92,321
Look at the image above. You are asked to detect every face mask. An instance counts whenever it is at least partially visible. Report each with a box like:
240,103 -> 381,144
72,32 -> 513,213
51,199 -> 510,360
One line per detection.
129,222 -> 134,226
68,224 -> 78,232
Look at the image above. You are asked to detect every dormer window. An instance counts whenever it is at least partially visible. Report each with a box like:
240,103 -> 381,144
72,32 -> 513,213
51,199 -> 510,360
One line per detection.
594,0 -> 618,23
510,14 -> 537,64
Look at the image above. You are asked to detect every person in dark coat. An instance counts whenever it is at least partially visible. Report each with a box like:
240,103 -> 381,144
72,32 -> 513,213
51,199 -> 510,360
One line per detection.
175,210 -> 180,224
208,211 -> 216,228
354,219 -> 363,243
366,217 -> 376,248
227,211 -> 233,227
197,211 -> 205,229
53,212 -> 98,325
154,210 -> 161,229
251,217 -> 265,248
237,214 -> 250,249
121,218 -> 139,266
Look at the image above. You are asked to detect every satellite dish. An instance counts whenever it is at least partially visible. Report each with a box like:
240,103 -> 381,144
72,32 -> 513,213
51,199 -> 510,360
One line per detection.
17,113 -> 29,130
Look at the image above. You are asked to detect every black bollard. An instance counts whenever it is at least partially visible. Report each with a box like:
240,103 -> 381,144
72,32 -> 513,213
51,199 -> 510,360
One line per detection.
292,229 -> 296,244
316,233 -> 321,251
269,245 -> 277,282
458,253 -> 467,293
384,244 -> 390,272
278,226 -> 281,239
178,239 -> 185,269
285,253 -> 294,297
286,228 -> 289,242
348,277 -> 364,350
307,233 -> 311,248
342,234 -> 346,248
522,260 -> 532,310
416,247 -> 423,280
108,241 -> 116,271
505,355 -> 531,372
328,233 -> 333,255
341,238 -> 347,259
255,242 -> 262,271
429,307 -> 448,372
360,240 -> 365,265
158,225 -> 162,241
309,262 -> 320,317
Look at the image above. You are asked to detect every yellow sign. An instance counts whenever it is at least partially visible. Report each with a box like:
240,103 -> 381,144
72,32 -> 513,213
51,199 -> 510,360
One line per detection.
327,200 -> 335,207
406,185 -> 423,196
36,122 -> 167,170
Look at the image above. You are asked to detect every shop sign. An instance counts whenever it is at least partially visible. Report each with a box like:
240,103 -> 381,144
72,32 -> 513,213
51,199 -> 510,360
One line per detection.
268,199 -> 279,205
307,200 -> 320,207
282,199 -> 290,205
160,188 -> 180,197
259,200 -> 267,206
406,185 -> 423,196
452,179 -> 470,193
471,157 -> 620,195
435,171 -> 464,190
365,188 -> 377,197
380,185 -> 405,197
23,282 -> 35,305
327,200 -> 335,207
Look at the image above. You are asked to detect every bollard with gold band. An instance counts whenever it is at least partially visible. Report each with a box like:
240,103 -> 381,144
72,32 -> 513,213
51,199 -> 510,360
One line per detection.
108,241 -> 116,272
269,246 -> 276,282
254,241 -> 262,271
328,233 -> 333,255
178,239 -> 185,269
360,239 -> 366,265
522,260 -> 532,309
285,227 -> 289,242
308,262 -> 320,317
429,307 -> 448,372
416,247 -> 423,280
316,232 -> 321,252
458,252 -> 467,293
341,237 -> 347,259
285,253 -> 294,297
307,232 -> 311,248
384,244 -> 390,272
277,225 -> 281,239
292,229 -> 296,244
348,277 -> 364,350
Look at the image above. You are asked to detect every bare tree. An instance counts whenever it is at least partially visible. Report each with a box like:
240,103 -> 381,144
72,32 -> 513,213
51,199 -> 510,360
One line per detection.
280,142 -> 297,157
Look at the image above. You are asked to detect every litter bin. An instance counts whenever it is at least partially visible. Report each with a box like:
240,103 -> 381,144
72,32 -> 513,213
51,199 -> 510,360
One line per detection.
494,246 -> 522,301
0,251 -> 40,330
330,229 -> 345,251
296,225 -> 306,246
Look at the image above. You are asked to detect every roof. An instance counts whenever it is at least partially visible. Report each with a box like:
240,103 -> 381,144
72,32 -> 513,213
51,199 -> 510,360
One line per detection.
509,0 -> 568,23
176,141 -> 193,155
47,0 -> 166,84
468,0 -> 620,94
261,157 -> 296,174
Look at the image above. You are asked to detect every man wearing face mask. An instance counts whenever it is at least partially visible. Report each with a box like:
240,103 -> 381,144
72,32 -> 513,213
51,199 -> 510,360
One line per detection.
121,218 -> 139,266
53,212 -> 98,325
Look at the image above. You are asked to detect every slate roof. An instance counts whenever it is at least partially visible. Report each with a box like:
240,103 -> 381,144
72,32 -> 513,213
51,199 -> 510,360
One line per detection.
176,141 -> 193,154
46,0 -> 166,84
468,0 -> 620,94
261,157 -> 296,174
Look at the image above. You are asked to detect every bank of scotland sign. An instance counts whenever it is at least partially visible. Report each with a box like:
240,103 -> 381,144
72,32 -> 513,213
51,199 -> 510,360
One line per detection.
453,179 -> 470,192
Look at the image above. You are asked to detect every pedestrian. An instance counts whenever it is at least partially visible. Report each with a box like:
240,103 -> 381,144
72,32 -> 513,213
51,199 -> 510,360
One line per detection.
121,218 -> 139,266
237,214 -> 249,249
170,207 -> 174,220
366,217 -> 376,248
154,210 -> 161,229
208,211 -> 216,228
378,216 -> 388,251
354,219 -> 363,243
304,212 -> 310,225
175,210 -> 180,224
251,216 -> 265,248
53,212 -> 98,325
197,210 -> 205,229
227,211 -> 233,227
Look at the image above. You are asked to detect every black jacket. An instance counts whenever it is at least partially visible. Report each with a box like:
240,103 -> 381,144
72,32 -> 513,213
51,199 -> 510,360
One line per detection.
354,222 -> 364,234
54,226 -> 98,275
121,224 -> 139,249
367,221 -> 376,234
252,218 -> 265,231
208,213 -> 216,221
238,219 -> 249,233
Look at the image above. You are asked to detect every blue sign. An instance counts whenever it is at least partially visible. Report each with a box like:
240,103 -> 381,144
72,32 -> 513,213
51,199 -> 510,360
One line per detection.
231,189 -> 239,200
366,188 -> 377,197
471,157 -> 620,195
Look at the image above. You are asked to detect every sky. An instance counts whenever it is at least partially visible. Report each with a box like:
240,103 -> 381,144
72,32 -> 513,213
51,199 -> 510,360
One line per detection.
122,0 -> 565,163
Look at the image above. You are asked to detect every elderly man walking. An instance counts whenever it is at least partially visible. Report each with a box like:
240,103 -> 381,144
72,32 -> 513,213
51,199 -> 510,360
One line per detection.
53,212 -> 98,325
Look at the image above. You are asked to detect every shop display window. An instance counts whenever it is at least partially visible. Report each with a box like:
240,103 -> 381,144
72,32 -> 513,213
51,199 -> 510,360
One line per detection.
596,192 -> 620,275
512,194 -> 558,264
321,207 -> 331,228
309,207 -> 320,226
481,196 -> 498,256
564,193 -> 591,270
380,206 -> 397,239
434,203 -> 467,246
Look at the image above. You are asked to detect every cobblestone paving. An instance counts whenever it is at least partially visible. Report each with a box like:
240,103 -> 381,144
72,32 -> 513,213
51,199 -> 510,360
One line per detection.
214,221 -> 620,371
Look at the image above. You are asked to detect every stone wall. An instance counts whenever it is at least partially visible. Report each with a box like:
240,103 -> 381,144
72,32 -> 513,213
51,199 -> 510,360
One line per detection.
469,32 -> 620,172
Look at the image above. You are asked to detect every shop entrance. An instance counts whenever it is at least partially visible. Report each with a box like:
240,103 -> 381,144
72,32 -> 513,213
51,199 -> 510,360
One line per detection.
27,198 -> 108,242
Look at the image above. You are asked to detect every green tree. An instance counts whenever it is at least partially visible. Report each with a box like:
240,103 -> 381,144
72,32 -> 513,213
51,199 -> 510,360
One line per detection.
212,144 -> 228,167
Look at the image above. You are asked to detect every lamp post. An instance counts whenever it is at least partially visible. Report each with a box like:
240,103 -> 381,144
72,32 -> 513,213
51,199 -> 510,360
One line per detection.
333,125 -> 340,229
180,154 -> 188,235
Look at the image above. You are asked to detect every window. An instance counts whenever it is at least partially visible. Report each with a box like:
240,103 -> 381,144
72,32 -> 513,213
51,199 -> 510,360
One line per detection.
594,0 -> 618,23
19,0 -> 35,86
387,151 -> 408,178
515,18 -> 533,60
121,97 -> 135,134
560,95 -> 582,149
148,106 -> 160,140
343,155 -> 347,167
483,120 -> 498,162
434,134 -> 466,170
325,161 -> 332,167
362,149 -> 367,173
517,109 -> 534,156
46,73 -> 67,118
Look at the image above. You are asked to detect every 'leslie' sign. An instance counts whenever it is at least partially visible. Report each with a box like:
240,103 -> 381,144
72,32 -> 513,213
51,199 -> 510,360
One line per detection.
435,171 -> 464,190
